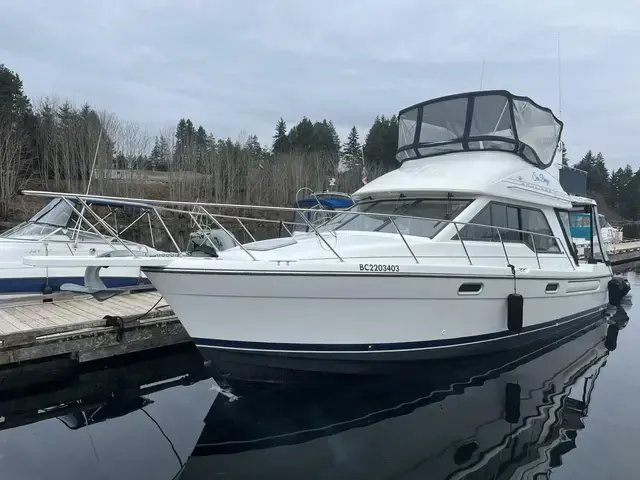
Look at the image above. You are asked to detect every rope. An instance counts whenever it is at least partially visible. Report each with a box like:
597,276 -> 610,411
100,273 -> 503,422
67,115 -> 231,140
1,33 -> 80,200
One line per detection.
132,295 -> 165,322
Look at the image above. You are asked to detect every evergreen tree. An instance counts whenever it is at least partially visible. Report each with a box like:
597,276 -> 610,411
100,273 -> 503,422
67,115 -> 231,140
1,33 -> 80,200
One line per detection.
272,118 -> 289,154
342,126 -> 361,166
363,115 -> 398,169
174,118 -> 196,165
149,136 -> 161,170
328,120 -> 341,153
245,134 -> 263,157
288,117 -> 315,152
149,135 -> 170,171
312,120 -> 340,154
114,152 -> 127,169
0,64 -> 32,118
195,126 -> 208,149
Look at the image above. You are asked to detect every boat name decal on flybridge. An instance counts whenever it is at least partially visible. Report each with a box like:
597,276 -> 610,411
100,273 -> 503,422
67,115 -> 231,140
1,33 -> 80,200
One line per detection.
505,176 -> 564,198
531,172 -> 550,186
359,264 -> 400,273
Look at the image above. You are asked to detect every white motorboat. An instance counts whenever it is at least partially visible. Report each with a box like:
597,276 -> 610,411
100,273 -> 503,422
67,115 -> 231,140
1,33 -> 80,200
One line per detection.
24,90 -> 619,383
0,197 -> 157,295
568,204 -> 623,257
599,214 -> 623,244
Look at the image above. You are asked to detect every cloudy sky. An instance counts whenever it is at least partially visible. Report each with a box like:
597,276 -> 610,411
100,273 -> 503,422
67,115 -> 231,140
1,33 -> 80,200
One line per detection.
1,0 -> 638,169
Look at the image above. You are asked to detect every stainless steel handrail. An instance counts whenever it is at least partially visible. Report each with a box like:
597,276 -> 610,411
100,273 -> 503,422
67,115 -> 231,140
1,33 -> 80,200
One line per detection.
20,190 -> 579,269
530,232 -> 541,269
389,216 -> 419,264
75,197 -> 137,256
60,198 -> 119,252
198,205 -> 257,261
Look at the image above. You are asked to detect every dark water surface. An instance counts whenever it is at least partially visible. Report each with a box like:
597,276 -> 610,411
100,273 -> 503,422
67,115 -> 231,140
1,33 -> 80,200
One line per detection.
1,272 -> 639,479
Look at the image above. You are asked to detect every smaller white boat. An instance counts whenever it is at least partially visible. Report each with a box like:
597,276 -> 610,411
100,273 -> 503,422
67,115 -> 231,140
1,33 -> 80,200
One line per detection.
568,205 -> 622,257
599,214 -> 623,244
0,197 -> 158,295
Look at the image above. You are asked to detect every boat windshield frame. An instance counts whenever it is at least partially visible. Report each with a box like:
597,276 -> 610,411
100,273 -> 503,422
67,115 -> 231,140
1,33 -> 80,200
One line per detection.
0,198 -> 120,243
396,90 -> 563,169
323,197 -> 473,239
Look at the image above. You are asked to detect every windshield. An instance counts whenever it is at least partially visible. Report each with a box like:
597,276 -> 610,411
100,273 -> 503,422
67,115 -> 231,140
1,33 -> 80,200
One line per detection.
0,197 -> 120,242
598,214 -> 613,229
4,223 -> 62,239
28,198 -> 75,227
324,198 -> 471,239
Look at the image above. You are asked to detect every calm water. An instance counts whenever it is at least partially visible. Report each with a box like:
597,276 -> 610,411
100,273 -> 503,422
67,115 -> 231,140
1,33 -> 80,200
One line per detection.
1,273 -> 639,480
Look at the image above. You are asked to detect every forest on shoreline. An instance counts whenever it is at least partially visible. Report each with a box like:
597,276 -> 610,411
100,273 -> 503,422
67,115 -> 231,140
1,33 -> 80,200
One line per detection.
1,63 -> 638,224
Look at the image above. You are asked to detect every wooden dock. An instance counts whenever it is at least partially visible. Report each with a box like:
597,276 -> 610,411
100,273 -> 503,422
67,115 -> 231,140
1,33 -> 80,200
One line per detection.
0,290 -> 189,370
610,240 -> 640,272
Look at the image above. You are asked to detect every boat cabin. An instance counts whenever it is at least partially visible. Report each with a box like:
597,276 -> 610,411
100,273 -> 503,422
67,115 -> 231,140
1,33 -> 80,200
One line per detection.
322,90 -> 610,269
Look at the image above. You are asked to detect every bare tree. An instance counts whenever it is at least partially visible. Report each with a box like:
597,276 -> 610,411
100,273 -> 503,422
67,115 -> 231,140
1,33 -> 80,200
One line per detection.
0,113 -> 31,218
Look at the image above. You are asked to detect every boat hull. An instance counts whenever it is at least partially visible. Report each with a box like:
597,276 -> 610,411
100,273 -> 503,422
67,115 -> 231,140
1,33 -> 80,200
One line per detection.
0,273 -> 151,295
0,237 -> 152,295
143,267 -> 610,384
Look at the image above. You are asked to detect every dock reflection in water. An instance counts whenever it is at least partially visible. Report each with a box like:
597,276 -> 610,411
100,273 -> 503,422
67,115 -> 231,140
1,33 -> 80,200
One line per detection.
0,343 -> 218,480
180,307 -> 630,480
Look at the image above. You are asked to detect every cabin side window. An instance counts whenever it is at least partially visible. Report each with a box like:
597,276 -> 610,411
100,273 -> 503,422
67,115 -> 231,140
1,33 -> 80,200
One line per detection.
455,202 -> 560,253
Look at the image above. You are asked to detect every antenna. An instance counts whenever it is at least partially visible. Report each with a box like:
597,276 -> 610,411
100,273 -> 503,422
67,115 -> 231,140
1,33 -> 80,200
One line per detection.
556,33 -> 565,167
85,127 -> 103,195
479,57 -> 485,90
73,127 -> 103,245
360,145 -> 368,185
557,33 -> 563,119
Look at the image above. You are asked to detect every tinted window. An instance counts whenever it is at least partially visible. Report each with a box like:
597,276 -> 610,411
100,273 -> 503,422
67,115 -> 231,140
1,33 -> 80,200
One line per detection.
458,202 -> 560,253
459,203 -> 520,243
490,203 -> 520,242
458,204 -> 493,241
521,208 -> 560,253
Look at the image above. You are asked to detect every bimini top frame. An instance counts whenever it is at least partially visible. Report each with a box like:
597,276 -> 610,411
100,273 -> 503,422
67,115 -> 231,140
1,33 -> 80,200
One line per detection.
396,90 -> 563,170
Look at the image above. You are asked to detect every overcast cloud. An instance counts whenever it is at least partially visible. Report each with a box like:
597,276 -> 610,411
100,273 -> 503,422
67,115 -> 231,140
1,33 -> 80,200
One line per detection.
1,0 -> 638,169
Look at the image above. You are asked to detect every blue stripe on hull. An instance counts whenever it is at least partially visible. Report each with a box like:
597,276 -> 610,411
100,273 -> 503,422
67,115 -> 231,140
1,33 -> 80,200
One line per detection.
0,276 -> 152,294
192,306 -> 605,354
193,307 -> 608,384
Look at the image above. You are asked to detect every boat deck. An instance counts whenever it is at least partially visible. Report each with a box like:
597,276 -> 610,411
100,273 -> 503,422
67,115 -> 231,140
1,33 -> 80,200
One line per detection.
0,290 -> 189,369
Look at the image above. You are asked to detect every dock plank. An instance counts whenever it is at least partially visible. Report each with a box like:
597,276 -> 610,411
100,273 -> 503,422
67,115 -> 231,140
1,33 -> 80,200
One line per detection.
0,291 -> 186,367
0,308 -> 33,332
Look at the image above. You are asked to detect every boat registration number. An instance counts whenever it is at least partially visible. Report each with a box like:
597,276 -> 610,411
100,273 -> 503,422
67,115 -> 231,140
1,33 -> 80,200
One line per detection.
359,263 -> 400,273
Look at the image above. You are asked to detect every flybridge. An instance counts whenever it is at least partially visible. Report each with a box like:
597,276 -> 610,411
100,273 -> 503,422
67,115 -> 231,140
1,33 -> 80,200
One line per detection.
395,90 -> 563,170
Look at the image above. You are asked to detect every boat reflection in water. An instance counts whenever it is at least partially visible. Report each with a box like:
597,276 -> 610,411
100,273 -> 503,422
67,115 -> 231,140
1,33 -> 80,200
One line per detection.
180,308 -> 629,480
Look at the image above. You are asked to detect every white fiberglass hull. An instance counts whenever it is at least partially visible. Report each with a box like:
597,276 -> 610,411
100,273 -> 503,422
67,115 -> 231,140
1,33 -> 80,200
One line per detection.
142,261 -> 611,382
0,237 -> 151,295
